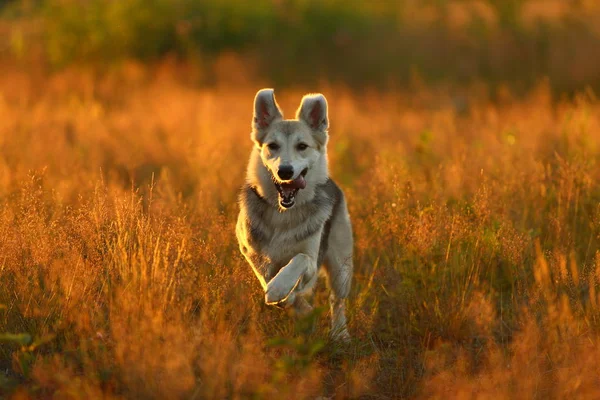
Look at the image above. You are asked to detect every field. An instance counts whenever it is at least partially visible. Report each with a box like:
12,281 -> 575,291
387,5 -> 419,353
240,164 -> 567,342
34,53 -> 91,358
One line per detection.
0,62 -> 600,399
2,0 -> 600,398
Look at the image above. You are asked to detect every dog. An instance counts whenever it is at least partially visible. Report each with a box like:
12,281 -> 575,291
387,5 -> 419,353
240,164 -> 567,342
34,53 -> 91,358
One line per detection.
236,89 -> 353,341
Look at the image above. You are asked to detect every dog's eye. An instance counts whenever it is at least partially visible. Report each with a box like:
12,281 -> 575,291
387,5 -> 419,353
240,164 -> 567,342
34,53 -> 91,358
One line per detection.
297,143 -> 308,151
267,143 -> 280,151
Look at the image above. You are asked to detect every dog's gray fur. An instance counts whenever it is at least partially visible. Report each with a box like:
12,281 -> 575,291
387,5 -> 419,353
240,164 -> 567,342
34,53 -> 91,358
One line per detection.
236,89 -> 353,340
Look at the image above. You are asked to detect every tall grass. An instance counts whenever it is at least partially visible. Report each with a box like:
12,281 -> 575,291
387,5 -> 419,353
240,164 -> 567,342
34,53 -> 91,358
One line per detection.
1,63 -> 600,398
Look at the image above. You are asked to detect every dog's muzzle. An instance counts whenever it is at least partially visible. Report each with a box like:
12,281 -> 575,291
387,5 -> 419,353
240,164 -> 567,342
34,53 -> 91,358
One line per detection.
274,168 -> 308,209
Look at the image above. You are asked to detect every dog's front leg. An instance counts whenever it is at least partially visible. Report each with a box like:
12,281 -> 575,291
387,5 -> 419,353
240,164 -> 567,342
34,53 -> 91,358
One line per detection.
265,253 -> 316,305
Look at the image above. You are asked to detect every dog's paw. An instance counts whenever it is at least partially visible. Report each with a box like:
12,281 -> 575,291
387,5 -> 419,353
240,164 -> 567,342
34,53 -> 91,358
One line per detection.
265,263 -> 304,305
264,287 -> 285,305
265,280 -> 297,305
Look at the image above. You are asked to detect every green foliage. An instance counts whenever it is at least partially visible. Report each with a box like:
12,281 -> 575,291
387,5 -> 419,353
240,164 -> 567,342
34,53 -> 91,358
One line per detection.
0,332 -> 33,346
2,0 -> 600,91
0,330 -> 55,387
35,0 -> 380,67
267,307 -> 327,381
42,0 -> 184,65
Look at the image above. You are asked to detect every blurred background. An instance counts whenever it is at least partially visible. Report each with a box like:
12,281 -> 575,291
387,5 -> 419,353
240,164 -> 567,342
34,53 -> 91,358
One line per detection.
4,2 -> 600,398
1,0 -> 600,94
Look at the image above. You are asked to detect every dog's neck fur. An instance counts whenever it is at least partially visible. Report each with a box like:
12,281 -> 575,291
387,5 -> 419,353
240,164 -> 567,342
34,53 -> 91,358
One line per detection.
246,147 -> 329,209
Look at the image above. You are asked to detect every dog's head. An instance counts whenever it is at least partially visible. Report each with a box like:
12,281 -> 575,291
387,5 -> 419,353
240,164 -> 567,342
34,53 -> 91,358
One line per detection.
250,89 -> 329,209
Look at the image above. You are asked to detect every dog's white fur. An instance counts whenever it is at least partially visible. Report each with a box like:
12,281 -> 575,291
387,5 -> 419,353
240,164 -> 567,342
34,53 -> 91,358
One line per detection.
236,89 -> 353,340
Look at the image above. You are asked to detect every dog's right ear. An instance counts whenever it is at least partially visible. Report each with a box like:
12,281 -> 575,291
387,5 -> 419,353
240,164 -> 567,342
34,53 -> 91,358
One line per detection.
252,89 -> 283,145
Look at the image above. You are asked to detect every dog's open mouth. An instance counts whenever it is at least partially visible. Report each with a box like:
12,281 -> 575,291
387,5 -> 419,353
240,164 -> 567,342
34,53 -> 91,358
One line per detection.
275,168 -> 308,209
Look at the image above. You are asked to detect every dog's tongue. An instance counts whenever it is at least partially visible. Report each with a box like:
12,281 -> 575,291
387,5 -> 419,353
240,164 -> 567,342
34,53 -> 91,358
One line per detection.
281,175 -> 306,190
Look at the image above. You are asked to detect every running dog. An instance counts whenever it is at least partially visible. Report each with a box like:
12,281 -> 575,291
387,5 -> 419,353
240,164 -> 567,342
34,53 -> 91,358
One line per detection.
236,89 -> 353,340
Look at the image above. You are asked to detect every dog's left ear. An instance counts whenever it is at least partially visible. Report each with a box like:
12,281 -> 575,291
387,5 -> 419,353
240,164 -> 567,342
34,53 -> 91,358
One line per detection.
297,94 -> 329,133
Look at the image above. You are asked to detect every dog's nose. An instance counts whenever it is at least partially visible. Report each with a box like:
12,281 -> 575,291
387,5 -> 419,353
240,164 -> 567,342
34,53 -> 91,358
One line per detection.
277,166 -> 294,180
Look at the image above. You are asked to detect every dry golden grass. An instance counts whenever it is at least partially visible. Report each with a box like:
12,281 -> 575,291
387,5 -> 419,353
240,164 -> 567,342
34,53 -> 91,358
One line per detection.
1,62 -> 600,399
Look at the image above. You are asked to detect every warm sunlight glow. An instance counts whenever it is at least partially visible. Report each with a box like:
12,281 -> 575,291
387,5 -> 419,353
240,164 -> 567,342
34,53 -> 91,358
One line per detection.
1,0 -> 600,398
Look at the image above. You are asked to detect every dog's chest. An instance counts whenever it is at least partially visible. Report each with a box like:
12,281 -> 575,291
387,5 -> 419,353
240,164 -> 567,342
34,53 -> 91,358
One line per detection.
260,207 -> 326,261
240,183 -> 338,266
246,204 -> 330,261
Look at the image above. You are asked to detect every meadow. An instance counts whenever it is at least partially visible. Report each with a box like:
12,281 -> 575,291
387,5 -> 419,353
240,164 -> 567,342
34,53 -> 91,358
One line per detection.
1,0 -> 600,398
0,61 -> 600,398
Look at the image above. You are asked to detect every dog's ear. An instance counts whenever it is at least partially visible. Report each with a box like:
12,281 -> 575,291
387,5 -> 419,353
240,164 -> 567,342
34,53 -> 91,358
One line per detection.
252,88 -> 283,145
296,93 -> 328,132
